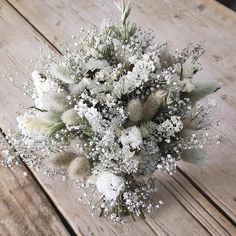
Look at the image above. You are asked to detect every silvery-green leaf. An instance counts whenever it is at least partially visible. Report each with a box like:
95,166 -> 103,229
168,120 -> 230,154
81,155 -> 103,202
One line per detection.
159,45 -> 176,69
180,128 -> 196,137
189,80 -> 222,103
49,122 -> 65,136
181,148 -> 206,163
112,26 -> 122,38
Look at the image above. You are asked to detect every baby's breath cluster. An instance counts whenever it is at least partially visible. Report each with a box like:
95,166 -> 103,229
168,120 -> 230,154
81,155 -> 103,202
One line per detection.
1,0 -> 221,222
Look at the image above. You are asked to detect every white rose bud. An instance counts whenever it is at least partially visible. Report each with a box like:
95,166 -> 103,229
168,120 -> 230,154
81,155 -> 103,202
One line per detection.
95,171 -> 124,201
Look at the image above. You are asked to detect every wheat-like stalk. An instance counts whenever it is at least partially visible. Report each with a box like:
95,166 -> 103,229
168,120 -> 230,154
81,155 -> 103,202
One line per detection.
114,0 -> 131,26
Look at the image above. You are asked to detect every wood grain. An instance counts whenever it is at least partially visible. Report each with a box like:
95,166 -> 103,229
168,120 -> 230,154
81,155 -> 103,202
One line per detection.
0,134 -> 70,236
0,0 -> 235,235
5,0 -> 236,223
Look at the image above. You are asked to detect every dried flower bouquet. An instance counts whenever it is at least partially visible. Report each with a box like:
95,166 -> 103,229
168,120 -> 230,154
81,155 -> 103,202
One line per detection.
0,0 -> 221,222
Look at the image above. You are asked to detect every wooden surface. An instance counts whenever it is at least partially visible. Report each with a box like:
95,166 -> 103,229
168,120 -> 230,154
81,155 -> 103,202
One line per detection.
0,0 -> 236,235
0,134 -> 70,236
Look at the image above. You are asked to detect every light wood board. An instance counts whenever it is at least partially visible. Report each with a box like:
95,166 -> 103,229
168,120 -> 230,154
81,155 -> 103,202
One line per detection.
0,0 -> 236,235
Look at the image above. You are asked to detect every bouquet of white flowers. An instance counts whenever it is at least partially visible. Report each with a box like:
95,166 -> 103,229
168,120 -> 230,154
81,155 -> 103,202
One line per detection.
1,0 -> 221,222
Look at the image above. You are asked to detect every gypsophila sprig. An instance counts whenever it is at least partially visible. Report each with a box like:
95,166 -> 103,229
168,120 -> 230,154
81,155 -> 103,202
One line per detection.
0,0 -> 222,222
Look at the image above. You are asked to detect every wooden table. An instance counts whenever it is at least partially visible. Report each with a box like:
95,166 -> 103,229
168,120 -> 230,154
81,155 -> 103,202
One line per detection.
0,0 -> 236,235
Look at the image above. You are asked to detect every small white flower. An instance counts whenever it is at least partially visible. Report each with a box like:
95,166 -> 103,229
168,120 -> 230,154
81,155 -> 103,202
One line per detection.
86,58 -> 109,71
158,116 -> 183,140
76,100 -> 105,134
32,70 -> 61,97
128,55 -> 138,64
69,78 -> 91,97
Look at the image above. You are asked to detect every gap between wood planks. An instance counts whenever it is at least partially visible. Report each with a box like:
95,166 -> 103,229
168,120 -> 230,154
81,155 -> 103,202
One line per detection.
177,167 -> 236,227
2,0 -> 236,233
0,130 -> 72,236
0,127 -> 78,236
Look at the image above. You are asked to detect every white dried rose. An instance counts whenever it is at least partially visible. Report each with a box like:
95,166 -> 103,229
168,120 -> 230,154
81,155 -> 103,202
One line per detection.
128,55 -> 138,64
86,58 -> 109,71
119,126 -> 143,150
86,174 -> 97,185
96,171 -> 124,201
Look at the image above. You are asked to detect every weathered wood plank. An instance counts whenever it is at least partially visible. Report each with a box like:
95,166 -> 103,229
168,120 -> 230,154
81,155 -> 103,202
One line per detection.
5,0 -> 236,223
0,133 -> 70,236
0,1 -> 234,235
146,172 -> 236,235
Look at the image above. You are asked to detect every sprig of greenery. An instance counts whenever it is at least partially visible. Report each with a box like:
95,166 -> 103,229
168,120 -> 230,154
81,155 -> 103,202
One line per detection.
78,116 -> 94,138
114,0 -> 131,26
113,0 -> 137,43
49,122 -> 65,137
